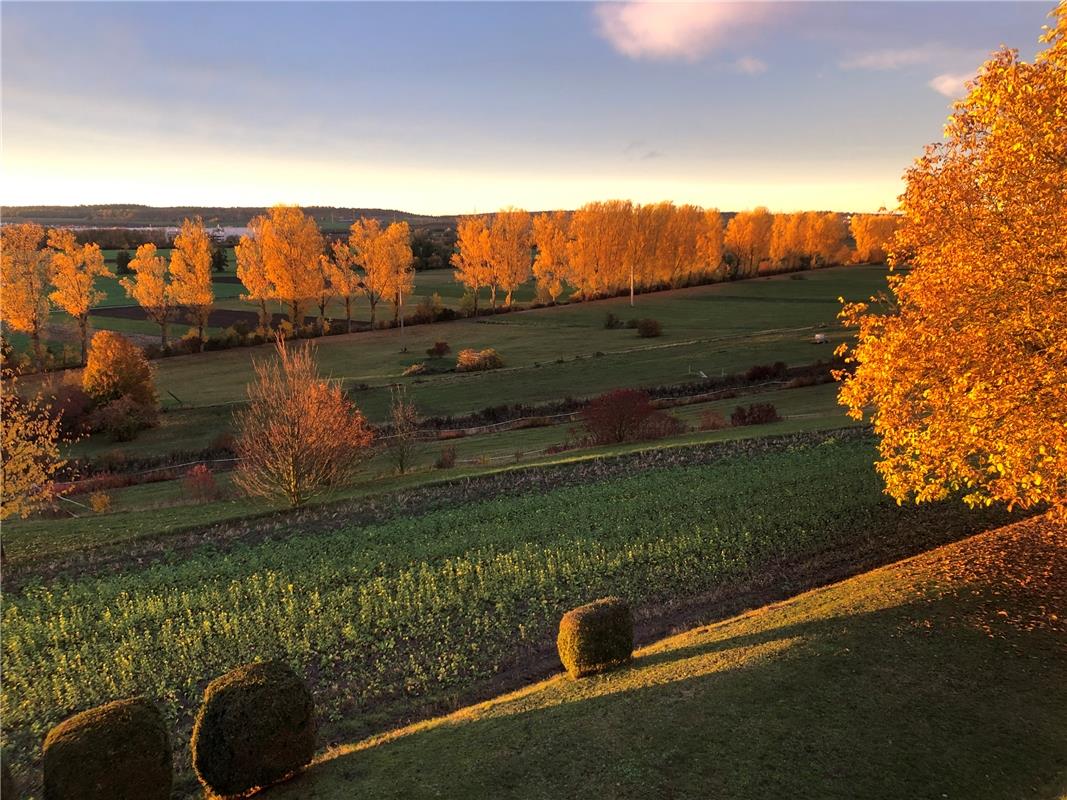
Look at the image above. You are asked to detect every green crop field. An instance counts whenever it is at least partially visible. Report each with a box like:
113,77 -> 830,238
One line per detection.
268,516 -> 1066,800
1,432 -> 1012,798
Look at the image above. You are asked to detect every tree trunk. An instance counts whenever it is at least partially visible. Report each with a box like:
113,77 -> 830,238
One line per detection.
369,298 -> 377,325
258,300 -> 269,331
79,315 -> 89,366
490,285 -> 497,309
31,328 -> 43,368
345,297 -> 352,333
161,321 -> 168,350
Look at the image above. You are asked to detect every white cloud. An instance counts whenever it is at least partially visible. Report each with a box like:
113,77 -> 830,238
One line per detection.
838,47 -> 935,71
594,1 -> 770,61
928,72 -> 973,97
732,56 -> 768,75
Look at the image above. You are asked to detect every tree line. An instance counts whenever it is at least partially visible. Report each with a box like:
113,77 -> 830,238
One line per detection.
453,204 -> 897,310
1,203 -> 898,369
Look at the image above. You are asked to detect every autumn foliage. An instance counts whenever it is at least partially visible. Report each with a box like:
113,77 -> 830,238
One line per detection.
1,370 -> 68,519
838,5 -> 1067,519
234,338 -> 373,506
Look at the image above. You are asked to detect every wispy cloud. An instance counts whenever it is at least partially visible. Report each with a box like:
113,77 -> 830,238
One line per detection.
624,141 -> 664,161
928,72 -> 973,97
838,47 -> 936,71
731,56 -> 768,75
594,1 -> 770,61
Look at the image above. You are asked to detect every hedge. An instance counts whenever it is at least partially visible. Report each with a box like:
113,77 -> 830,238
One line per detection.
557,597 -> 634,678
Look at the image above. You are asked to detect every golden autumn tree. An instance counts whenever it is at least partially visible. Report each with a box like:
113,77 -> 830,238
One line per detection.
121,243 -> 175,348
566,200 -> 631,299
252,205 -> 323,327
849,213 -> 900,264
724,207 -> 773,278
0,223 -> 50,365
452,215 -> 493,314
381,221 -> 414,323
1,369 -> 67,519
838,5 -> 1067,519
235,217 -> 272,330
487,208 -> 533,307
697,208 -> 725,280
805,212 -> 849,267
170,217 -> 215,348
47,229 -> 112,365
233,338 -> 373,506
324,239 -> 362,332
532,211 -> 570,304
350,218 -> 413,325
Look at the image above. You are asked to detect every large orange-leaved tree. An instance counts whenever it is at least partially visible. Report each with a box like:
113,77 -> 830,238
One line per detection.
838,4 -> 1066,519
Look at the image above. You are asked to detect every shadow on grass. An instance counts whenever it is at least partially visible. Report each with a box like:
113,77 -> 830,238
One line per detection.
267,576 -> 1067,800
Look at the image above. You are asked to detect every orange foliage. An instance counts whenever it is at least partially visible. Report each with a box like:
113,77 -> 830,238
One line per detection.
82,330 -> 158,409
0,223 -> 50,364
233,338 -> 373,506
170,218 -> 215,346
1,369 -> 68,519
47,228 -> 112,364
838,5 -> 1067,520
121,243 -> 174,347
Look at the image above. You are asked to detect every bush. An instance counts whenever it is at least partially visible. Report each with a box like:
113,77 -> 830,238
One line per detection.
642,411 -> 687,440
184,464 -> 220,501
87,395 -> 159,441
41,375 -> 93,436
745,361 -> 788,382
191,660 -> 316,799
456,348 -> 504,372
580,389 -> 656,445
636,318 -> 662,338
699,409 -> 731,430
82,331 -> 157,409
426,340 -> 451,358
43,697 -> 171,800
435,445 -> 457,469
557,597 -> 634,678
730,402 -> 781,426
402,362 -> 427,377
88,491 -> 111,514
603,312 -> 624,330
210,432 -> 237,453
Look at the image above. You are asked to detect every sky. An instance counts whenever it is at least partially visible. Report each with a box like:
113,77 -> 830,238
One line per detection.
0,1 -> 1054,214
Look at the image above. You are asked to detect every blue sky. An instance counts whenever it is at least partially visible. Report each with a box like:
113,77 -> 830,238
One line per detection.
0,1 -> 1054,213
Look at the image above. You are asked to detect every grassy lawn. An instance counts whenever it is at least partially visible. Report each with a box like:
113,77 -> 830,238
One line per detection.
267,515 -> 1067,800
1,433 -> 1014,797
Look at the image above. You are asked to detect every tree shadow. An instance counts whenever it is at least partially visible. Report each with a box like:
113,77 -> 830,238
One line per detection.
265,576 -> 1067,800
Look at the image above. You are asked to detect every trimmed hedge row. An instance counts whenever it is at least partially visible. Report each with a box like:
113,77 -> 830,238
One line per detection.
22,603 -> 631,797
23,661 -> 315,800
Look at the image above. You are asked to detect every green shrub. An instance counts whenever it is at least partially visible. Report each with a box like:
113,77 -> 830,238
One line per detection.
636,318 -> 662,338
191,660 -> 316,799
42,697 -> 171,800
557,597 -> 634,678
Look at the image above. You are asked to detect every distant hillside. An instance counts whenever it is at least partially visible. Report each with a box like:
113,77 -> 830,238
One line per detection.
0,204 -> 457,232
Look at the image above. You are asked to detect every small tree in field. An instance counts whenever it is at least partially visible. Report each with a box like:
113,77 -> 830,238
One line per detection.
82,331 -> 158,409
386,384 -> 419,474
234,339 -> 373,506
580,389 -> 657,445
1,370 -> 68,520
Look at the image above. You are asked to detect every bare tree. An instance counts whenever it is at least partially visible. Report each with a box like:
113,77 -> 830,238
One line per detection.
386,384 -> 419,474
234,338 -> 373,506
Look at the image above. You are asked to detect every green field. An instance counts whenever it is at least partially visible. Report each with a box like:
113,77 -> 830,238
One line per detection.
268,516 -> 1066,800
29,263 -> 889,470
1,432 -> 1013,798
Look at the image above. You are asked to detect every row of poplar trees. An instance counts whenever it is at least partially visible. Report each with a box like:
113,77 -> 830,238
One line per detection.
453,203 -> 898,309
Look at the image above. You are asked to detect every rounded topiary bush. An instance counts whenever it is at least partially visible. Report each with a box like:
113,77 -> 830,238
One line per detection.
557,597 -> 634,678
42,697 -> 171,800
191,660 -> 316,799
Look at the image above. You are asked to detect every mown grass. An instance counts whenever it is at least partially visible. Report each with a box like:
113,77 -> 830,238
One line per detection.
266,516 -> 1066,800
1,435 -> 1011,797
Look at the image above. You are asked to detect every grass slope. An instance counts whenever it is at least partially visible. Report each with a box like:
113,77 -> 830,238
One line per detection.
269,516 -> 1067,800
